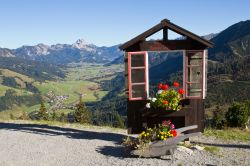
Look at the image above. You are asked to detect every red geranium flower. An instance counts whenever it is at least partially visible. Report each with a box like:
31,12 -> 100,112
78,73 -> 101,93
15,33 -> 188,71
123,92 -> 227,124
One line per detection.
173,82 -> 179,87
170,130 -> 177,137
158,83 -> 163,90
178,89 -> 185,95
163,100 -> 168,105
162,84 -> 168,91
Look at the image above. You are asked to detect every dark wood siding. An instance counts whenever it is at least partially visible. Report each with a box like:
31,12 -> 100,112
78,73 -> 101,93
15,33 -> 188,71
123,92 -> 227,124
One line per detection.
127,99 -> 205,134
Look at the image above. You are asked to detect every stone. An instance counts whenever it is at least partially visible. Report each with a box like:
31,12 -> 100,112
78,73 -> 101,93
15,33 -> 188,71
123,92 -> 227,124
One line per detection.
177,146 -> 193,155
192,145 -> 205,151
184,140 -> 191,146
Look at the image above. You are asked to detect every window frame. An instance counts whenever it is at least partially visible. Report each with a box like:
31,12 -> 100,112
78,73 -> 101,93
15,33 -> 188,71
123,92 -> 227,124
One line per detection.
127,51 -> 149,100
183,50 -> 207,99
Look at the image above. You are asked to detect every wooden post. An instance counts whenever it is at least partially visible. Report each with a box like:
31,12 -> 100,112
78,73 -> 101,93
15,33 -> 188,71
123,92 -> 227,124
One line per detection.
163,28 -> 168,41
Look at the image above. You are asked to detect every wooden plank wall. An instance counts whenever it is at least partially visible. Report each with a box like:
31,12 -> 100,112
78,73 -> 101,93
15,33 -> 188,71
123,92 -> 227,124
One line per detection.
127,99 -> 205,134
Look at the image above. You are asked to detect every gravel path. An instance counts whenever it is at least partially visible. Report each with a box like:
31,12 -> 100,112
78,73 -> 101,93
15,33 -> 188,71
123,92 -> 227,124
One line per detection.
0,122 -> 249,166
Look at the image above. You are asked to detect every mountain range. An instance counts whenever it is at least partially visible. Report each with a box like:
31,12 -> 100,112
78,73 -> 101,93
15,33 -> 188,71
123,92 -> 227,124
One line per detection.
0,39 -> 122,64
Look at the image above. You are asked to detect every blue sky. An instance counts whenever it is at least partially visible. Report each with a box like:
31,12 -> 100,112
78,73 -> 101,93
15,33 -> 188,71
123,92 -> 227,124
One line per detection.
0,0 -> 249,48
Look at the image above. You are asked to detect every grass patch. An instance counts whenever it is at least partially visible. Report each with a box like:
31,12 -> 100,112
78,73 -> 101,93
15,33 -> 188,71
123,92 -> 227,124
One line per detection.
204,146 -> 220,155
0,85 -> 32,96
204,128 -> 250,142
66,63 -> 123,83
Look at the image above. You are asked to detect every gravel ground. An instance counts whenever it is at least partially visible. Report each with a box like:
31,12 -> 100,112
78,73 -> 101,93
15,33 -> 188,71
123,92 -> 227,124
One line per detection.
0,122 -> 249,166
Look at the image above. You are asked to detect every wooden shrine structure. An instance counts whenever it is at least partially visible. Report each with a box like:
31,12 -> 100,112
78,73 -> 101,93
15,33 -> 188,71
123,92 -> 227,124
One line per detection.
119,19 -> 214,134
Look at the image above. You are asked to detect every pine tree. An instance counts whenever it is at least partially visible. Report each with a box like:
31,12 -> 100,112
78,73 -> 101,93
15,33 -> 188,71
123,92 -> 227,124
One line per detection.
51,110 -> 57,121
74,96 -> 91,124
38,100 -> 49,120
113,112 -> 125,128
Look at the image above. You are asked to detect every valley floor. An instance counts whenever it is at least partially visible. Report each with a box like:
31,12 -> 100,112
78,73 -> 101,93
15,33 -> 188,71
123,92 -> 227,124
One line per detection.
0,121 -> 249,166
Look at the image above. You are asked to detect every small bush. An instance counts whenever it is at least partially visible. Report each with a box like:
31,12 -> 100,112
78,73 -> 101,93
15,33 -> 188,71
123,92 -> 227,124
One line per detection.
226,103 -> 249,127
59,113 -> 67,122
212,106 -> 226,129
9,113 -> 15,120
18,111 -> 30,120
50,110 -> 58,121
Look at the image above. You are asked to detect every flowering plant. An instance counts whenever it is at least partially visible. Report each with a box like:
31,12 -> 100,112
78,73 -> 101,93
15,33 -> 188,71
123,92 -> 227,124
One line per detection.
135,120 -> 177,149
146,82 -> 184,111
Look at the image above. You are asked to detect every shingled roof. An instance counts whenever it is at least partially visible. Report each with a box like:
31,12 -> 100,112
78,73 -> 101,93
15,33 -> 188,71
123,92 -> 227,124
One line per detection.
119,19 -> 214,50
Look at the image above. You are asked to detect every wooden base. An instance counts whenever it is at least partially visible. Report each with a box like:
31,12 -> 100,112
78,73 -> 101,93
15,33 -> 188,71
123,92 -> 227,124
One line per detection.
127,99 -> 204,134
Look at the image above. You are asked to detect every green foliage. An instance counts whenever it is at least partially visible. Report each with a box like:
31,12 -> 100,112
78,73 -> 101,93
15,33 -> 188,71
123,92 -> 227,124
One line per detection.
226,102 -> 249,127
51,110 -> 57,121
59,113 -> 67,122
9,113 -> 15,120
113,111 -> 125,128
204,146 -> 220,155
204,128 -> 250,142
148,83 -> 183,111
153,89 -> 182,111
2,77 -> 18,88
38,100 -> 49,120
0,89 -> 41,111
74,96 -> 92,124
212,106 -> 227,129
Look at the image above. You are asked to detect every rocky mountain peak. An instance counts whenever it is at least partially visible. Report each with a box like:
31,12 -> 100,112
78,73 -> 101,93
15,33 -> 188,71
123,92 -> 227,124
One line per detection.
0,48 -> 15,57
72,39 -> 96,51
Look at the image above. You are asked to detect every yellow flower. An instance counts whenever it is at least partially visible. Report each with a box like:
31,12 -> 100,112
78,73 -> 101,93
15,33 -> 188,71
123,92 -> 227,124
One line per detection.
161,136 -> 164,140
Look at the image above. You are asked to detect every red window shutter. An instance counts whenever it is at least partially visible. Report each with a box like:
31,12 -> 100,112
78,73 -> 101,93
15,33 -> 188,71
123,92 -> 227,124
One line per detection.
127,52 -> 149,100
183,50 -> 207,99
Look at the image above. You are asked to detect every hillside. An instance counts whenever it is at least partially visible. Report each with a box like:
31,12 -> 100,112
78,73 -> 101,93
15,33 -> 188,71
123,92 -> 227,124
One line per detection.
206,20 -> 250,108
0,57 -> 65,81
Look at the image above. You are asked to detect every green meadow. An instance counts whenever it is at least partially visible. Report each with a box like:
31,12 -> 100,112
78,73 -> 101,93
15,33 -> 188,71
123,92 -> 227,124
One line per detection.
0,63 -> 123,119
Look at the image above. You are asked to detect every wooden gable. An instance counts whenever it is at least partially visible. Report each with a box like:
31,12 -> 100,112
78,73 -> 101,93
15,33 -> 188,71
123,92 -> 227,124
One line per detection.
119,19 -> 214,52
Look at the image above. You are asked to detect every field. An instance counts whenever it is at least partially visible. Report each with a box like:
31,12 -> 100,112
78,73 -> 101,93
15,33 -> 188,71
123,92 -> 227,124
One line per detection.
0,63 -> 124,119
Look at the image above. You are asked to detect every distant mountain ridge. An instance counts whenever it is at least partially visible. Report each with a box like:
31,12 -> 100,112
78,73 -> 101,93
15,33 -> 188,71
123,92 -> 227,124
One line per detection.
0,39 -> 122,64
210,20 -> 250,61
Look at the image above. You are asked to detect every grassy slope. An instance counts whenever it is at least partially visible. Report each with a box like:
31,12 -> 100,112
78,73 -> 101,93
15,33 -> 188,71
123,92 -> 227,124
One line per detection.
0,69 -> 34,83
0,69 -> 33,96
0,63 -> 123,118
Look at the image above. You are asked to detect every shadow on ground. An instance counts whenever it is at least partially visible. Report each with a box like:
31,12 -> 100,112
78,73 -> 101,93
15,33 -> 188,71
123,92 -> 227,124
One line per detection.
0,122 -> 133,158
0,122 -> 126,143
